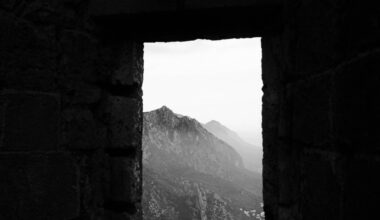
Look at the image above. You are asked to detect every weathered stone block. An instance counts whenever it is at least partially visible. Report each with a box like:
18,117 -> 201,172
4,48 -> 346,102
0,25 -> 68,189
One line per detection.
59,30 -> 99,83
292,27 -> 339,76
61,80 -> 102,105
261,39 -> 281,219
110,42 -> 144,87
332,52 -> 380,153
60,37 -> 144,93
106,96 -> 142,149
343,157 -> 380,220
0,0 -> 17,10
284,0 -> 380,79
74,150 -> 108,219
105,156 -> 141,204
0,13 -> 58,91
261,36 -> 283,87
62,107 -> 106,150
97,41 -> 144,87
285,0 -> 341,77
290,74 -> 332,147
263,172 -> 278,220
300,152 -> 341,220
0,152 -> 79,219
278,143 -> 299,205
108,157 -> 142,203
337,1 -> 380,59
0,91 -> 59,152
278,206 -> 297,220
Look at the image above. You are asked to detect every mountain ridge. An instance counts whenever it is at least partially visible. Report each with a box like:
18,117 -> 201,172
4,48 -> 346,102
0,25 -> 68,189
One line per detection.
203,119 -> 262,173
142,106 -> 264,220
143,106 -> 245,179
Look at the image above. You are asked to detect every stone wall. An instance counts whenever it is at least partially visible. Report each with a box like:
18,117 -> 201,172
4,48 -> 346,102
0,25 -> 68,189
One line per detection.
0,1 -> 143,219
1,0 -> 379,220
262,1 -> 380,219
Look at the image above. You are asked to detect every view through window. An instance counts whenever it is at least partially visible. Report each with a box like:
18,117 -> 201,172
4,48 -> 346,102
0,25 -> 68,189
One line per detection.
142,38 -> 264,220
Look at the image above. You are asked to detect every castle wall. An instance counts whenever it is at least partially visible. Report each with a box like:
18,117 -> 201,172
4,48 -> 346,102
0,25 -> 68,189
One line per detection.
1,0 -> 379,219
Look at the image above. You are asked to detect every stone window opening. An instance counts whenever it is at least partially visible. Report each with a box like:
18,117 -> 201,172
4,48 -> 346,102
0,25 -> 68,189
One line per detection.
8,1 -> 380,220
141,38 -> 264,219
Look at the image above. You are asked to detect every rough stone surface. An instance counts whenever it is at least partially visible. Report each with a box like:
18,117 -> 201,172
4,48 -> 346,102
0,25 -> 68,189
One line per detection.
0,91 -> 59,152
1,0 -> 380,220
59,30 -> 99,83
332,51 -> 380,153
106,96 -> 142,149
261,1 -> 380,220
61,107 -> 106,150
289,74 -> 332,147
110,42 -> 144,87
105,156 -> 142,204
0,12 -> 58,92
343,157 -> 380,219
299,152 -> 341,220
0,152 -> 79,219
0,1 -> 144,218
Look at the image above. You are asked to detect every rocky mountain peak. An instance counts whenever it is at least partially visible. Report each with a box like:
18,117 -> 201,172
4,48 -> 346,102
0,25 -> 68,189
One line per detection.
145,106 -> 204,134
155,105 -> 176,120
143,108 -> 264,220
157,105 -> 172,113
143,107 -> 245,178
144,106 -> 178,127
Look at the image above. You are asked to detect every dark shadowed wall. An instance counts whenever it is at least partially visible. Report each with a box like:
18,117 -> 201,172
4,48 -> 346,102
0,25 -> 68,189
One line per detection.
0,0 -> 379,219
262,1 -> 380,219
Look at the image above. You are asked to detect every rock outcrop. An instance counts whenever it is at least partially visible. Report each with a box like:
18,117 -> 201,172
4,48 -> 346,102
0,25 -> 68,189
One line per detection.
142,106 -> 264,220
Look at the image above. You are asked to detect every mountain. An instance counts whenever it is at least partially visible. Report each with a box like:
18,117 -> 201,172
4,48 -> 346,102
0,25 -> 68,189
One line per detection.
203,120 -> 262,173
143,106 -> 264,220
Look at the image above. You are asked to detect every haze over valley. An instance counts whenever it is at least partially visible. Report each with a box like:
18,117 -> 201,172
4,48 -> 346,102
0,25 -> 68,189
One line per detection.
143,38 -> 263,147
143,39 -> 263,219
142,106 -> 264,219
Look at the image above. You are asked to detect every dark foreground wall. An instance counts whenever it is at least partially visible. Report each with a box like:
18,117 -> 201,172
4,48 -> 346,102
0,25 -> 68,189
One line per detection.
0,0 -> 379,219
262,1 -> 380,220
0,1 -> 143,219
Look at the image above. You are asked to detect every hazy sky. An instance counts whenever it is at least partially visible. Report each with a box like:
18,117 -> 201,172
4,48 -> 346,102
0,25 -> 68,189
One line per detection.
143,38 -> 262,146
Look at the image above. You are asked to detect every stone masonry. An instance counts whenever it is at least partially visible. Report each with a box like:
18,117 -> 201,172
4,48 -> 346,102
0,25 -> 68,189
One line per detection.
0,0 -> 379,219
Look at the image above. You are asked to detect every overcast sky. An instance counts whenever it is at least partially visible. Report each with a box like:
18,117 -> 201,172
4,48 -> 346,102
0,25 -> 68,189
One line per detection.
143,38 -> 262,146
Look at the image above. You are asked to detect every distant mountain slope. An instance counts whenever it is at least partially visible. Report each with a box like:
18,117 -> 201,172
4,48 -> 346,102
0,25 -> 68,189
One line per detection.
143,106 -> 244,180
203,120 -> 262,173
143,106 -> 264,220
